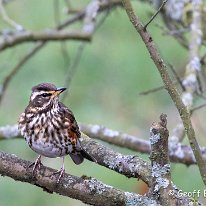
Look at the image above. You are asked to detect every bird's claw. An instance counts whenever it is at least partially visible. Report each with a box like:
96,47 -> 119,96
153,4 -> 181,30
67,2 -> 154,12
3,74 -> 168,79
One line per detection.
53,167 -> 65,184
28,155 -> 42,176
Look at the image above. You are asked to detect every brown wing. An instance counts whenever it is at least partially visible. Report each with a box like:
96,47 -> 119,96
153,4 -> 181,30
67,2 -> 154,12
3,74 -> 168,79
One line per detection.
59,102 -> 96,164
59,102 -> 81,144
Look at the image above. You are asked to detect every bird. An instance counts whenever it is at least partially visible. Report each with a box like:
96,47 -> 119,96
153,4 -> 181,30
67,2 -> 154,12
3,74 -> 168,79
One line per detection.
18,82 -> 95,183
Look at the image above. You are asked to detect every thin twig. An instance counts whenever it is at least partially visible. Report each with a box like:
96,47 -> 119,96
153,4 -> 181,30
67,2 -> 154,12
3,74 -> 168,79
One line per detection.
168,63 -> 185,91
0,42 -> 45,105
58,0 -> 122,30
53,0 -> 71,75
139,80 -> 178,96
61,7 -> 111,101
144,0 -> 168,29
61,43 -> 85,101
0,0 -> 23,30
139,85 -> 165,95
62,0 -> 101,100
53,0 -> 60,26
191,102 -> 206,113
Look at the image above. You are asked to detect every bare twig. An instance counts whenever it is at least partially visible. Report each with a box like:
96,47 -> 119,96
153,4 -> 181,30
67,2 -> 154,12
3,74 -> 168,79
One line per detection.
139,80 -> 179,96
53,0 -> 60,26
0,42 -> 45,104
121,0 -> 206,185
61,43 -> 85,101
0,0 -> 23,31
0,151 -> 159,206
61,0 -> 101,101
157,1 -> 190,49
53,0 -> 71,74
168,63 -> 185,91
57,0 -> 122,30
144,0 -> 168,29
191,102 -> 206,113
61,4 -> 111,101
139,84 -> 165,96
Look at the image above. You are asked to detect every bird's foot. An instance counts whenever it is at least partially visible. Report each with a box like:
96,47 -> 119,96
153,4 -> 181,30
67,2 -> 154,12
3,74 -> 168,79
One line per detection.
53,166 -> 65,184
28,155 -> 43,176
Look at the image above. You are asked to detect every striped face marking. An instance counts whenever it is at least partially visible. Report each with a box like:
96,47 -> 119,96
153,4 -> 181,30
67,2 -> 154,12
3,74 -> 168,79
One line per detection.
29,91 -> 57,111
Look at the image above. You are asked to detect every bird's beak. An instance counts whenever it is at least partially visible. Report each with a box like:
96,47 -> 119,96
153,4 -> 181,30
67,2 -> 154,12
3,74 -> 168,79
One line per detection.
53,87 -> 67,96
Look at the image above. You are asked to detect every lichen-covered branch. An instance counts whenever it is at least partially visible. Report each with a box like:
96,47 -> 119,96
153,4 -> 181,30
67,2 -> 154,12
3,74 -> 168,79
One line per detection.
0,125 -> 152,186
0,151 -> 159,206
0,126 -> 195,205
81,123 -> 204,166
1,124 -> 205,166
149,114 -> 175,205
79,123 -> 151,154
121,0 -> 206,185
153,0 -> 189,49
81,133 -> 152,185
149,114 -> 194,205
182,0 -> 203,107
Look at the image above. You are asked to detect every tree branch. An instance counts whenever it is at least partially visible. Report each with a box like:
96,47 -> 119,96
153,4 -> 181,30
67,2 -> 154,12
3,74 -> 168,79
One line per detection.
1,124 -> 205,166
0,124 -> 193,205
81,133 -> 152,185
80,123 -> 151,153
0,0 -> 122,105
121,0 -> 206,185
0,126 -> 152,186
181,0 -> 203,108
79,123 -> 203,166
0,151 -> 159,206
149,114 -> 175,205
0,0 -> 23,31
0,31 -> 91,51
149,114 -> 194,205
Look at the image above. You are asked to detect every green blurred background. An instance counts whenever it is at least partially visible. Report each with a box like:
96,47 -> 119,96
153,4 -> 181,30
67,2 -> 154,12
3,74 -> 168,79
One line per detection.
0,0 -> 205,205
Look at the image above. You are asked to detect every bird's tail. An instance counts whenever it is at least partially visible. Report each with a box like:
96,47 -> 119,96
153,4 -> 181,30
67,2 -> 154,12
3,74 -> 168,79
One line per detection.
69,148 -> 96,165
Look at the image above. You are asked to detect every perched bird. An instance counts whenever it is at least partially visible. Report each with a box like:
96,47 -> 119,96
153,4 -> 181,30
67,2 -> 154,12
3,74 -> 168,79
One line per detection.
18,83 -> 95,183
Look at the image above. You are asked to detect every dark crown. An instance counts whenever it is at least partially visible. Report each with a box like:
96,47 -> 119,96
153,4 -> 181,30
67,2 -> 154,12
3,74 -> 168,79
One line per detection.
32,83 -> 57,92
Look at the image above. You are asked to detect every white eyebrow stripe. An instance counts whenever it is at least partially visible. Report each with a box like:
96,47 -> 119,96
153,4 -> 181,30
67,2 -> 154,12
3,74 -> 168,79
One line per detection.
30,91 -> 49,101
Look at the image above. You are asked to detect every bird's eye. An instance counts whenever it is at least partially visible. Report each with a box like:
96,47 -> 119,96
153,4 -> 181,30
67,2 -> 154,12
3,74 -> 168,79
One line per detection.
41,93 -> 52,97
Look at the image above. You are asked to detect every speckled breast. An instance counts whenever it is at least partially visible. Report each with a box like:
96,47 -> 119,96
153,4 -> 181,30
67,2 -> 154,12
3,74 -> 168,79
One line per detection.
19,111 -> 73,158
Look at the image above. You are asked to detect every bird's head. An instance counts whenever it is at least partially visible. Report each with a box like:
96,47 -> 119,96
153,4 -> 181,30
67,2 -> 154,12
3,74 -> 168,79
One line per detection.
28,83 -> 66,112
